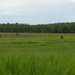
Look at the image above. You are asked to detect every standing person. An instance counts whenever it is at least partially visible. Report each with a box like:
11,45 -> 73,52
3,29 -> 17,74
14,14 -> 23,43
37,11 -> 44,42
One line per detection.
61,35 -> 63,40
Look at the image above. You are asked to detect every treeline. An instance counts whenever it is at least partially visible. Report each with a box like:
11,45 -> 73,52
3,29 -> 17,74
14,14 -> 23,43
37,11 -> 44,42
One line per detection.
0,22 -> 75,33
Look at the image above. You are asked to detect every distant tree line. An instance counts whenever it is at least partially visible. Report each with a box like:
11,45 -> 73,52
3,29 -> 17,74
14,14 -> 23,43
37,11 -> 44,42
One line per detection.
0,22 -> 75,33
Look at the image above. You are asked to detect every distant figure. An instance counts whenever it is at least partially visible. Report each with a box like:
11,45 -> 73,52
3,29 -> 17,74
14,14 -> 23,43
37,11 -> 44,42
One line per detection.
0,35 -> 1,37
61,35 -> 63,40
16,33 -> 19,36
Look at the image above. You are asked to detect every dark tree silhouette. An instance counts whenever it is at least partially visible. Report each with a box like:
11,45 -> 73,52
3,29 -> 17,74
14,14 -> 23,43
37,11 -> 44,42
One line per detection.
0,22 -> 75,33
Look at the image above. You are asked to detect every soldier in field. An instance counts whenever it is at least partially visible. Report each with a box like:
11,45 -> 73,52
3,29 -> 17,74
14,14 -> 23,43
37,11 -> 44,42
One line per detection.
16,33 -> 19,36
0,35 -> 1,37
61,35 -> 63,40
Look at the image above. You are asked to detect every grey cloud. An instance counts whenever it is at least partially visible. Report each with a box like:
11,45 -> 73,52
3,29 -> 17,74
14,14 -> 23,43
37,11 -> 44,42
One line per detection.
0,0 -> 75,24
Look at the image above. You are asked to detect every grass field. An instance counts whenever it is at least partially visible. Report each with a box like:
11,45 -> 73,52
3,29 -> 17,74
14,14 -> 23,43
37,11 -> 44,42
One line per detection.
0,33 -> 75,75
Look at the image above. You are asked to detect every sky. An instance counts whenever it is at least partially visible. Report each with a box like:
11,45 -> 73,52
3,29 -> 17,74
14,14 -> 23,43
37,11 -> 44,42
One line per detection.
0,0 -> 75,24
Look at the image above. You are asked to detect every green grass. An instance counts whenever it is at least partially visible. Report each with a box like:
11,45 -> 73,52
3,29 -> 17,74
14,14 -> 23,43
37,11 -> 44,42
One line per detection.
0,33 -> 75,75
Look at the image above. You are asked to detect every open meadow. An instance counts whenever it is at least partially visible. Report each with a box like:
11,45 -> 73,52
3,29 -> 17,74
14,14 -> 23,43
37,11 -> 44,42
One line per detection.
0,33 -> 75,75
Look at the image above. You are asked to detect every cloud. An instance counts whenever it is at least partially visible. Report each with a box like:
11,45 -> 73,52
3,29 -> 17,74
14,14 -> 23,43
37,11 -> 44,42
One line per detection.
0,0 -> 66,15
0,0 -> 75,24
69,0 -> 75,2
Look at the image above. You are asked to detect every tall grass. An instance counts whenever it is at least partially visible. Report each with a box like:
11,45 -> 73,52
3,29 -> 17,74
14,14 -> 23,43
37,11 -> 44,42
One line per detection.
0,53 -> 75,75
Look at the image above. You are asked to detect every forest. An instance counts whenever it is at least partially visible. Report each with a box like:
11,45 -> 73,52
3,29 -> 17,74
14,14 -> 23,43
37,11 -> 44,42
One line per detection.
0,22 -> 75,33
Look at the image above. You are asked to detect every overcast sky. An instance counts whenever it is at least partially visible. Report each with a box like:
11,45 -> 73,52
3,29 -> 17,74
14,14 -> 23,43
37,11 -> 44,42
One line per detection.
0,0 -> 75,24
